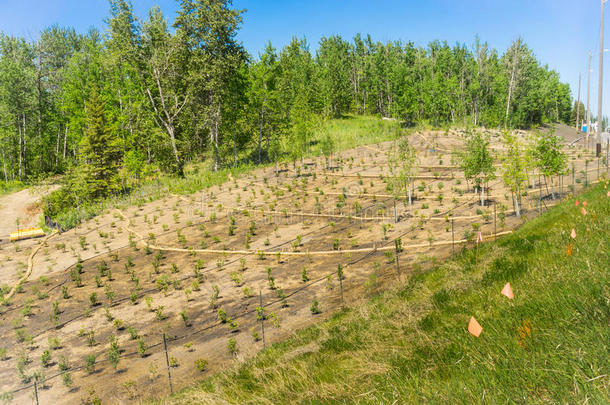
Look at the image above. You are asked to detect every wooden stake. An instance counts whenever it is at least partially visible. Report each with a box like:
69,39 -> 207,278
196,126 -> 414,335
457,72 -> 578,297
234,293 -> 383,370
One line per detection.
394,238 -> 402,279
163,333 -> 173,395
338,264 -> 344,308
259,291 -> 265,349
451,219 -> 455,257
494,202 -> 497,241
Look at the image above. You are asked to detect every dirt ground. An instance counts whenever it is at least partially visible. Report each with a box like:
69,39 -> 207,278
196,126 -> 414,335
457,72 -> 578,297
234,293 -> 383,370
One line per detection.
0,126 -> 605,404
0,185 -> 58,243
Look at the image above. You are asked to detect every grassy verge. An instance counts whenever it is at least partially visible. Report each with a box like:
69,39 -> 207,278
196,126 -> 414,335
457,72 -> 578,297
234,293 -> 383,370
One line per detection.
47,115 -> 404,230
0,180 -> 26,197
163,183 -> 609,404
310,114 -> 403,154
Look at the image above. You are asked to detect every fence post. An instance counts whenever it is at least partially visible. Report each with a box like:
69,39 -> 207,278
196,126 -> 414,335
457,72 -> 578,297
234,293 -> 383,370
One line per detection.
34,381 -> 39,405
606,139 -> 610,173
451,219 -> 455,257
538,174 -> 542,214
585,161 -> 588,187
337,264 -> 344,308
494,201 -> 498,240
393,199 -> 397,224
394,238 -> 402,279
259,291 -> 265,349
163,333 -> 173,395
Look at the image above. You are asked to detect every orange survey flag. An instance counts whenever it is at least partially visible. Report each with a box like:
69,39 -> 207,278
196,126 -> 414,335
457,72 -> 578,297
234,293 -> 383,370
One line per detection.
501,282 -> 514,299
581,208 -> 587,216
567,244 -> 573,256
582,200 -> 587,207
570,228 -> 577,239
575,200 -> 580,206
468,317 -> 483,337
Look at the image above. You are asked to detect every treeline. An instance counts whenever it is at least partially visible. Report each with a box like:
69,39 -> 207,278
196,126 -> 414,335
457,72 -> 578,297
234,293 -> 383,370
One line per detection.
0,0 -> 572,189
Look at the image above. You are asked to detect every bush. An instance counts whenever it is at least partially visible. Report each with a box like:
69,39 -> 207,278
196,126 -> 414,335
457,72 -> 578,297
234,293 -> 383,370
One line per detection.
85,354 -> 96,373
137,339 -> 147,357
62,372 -> 73,388
310,299 -> 321,314
195,358 -> 208,372
227,338 -> 238,356
107,335 -> 120,369
41,350 -> 52,367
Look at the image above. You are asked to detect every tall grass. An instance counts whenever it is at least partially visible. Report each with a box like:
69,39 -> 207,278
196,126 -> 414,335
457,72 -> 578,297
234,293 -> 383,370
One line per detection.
0,180 -> 26,197
310,114 -> 403,154
163,183 -> 609,404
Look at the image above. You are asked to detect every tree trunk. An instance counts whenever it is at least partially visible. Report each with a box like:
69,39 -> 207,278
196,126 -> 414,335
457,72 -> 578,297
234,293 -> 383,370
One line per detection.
480,185 -> 485,207
63,124 -> 68,160
1,147 -> 7,182
18,122 -> 23,181
258,102 -> 265,164
37,66 -> 43,170
166,124 -> 183,177
513,191 -> 521,217
233,122 -> 237,167
55,124 -> 61,167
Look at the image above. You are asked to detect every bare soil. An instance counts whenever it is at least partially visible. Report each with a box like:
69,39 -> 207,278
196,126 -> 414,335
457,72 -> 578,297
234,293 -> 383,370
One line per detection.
0,127 -> 603,404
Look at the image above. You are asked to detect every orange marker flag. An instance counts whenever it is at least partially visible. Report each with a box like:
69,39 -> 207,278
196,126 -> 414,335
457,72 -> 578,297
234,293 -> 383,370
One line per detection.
607,191 -> 610,197
582,200 -> 587,207
567,244 -> 573,256
476,231 -> 483,244
501,282 -> 514,299
468,317 -> 483,337
581,208 -> 587,216
570,228 -> 577,239
575,200 -> 580,206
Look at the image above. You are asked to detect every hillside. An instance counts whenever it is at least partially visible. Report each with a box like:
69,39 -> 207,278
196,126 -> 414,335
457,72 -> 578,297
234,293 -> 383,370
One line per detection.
163,183 -> 609,404
0,119 -> 604,404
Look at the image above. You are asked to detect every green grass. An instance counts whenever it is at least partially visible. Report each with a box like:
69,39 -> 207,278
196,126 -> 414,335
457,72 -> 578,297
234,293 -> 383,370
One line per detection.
163,183 -> 609,404
0,180 -> 26,197
311,114 -> 403,154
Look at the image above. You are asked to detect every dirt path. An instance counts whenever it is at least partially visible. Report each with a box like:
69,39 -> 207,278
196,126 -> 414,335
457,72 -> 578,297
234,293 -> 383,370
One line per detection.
0,185 -> 58,241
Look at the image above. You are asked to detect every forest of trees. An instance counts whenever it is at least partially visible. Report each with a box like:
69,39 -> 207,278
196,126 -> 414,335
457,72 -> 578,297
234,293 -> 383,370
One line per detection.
0,0 -> 573,215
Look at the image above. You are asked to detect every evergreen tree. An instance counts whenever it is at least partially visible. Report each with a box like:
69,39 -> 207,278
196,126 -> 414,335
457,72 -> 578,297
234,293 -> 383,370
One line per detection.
80,85 -> 121,197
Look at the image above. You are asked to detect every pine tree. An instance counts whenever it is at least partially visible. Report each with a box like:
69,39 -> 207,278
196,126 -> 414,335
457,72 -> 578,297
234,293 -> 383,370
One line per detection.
80,85 -> 121,198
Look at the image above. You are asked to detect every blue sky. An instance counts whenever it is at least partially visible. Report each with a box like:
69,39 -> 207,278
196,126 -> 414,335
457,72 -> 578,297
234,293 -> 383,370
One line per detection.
0,0 -> 605,117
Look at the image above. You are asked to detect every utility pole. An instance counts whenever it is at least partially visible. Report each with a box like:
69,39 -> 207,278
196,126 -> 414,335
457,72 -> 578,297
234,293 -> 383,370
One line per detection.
598,0 -> 605,148
587,51 -> 592,145
577,73 -> 582,133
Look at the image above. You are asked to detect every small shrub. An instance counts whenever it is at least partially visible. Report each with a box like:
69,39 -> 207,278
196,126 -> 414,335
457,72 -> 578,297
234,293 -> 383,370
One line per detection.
107,335 -> 120,369
137,339 -> 148,357
62,372 -> 73,388
227,338 -> 238,356
195,358 -> 207,372
41,350 -> 52,367
310,299 -> 321,314
85,354 -> 96,373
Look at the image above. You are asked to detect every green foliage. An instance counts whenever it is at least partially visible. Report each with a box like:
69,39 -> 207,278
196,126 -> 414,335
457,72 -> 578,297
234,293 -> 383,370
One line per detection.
195,358 -> 207,372
455,130 -> 496,187
107,334 -> 120,369
2,2 -> 570,230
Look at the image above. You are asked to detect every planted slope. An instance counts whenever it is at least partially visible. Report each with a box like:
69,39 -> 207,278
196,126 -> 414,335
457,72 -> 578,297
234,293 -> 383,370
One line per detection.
164,183 -> 610,404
